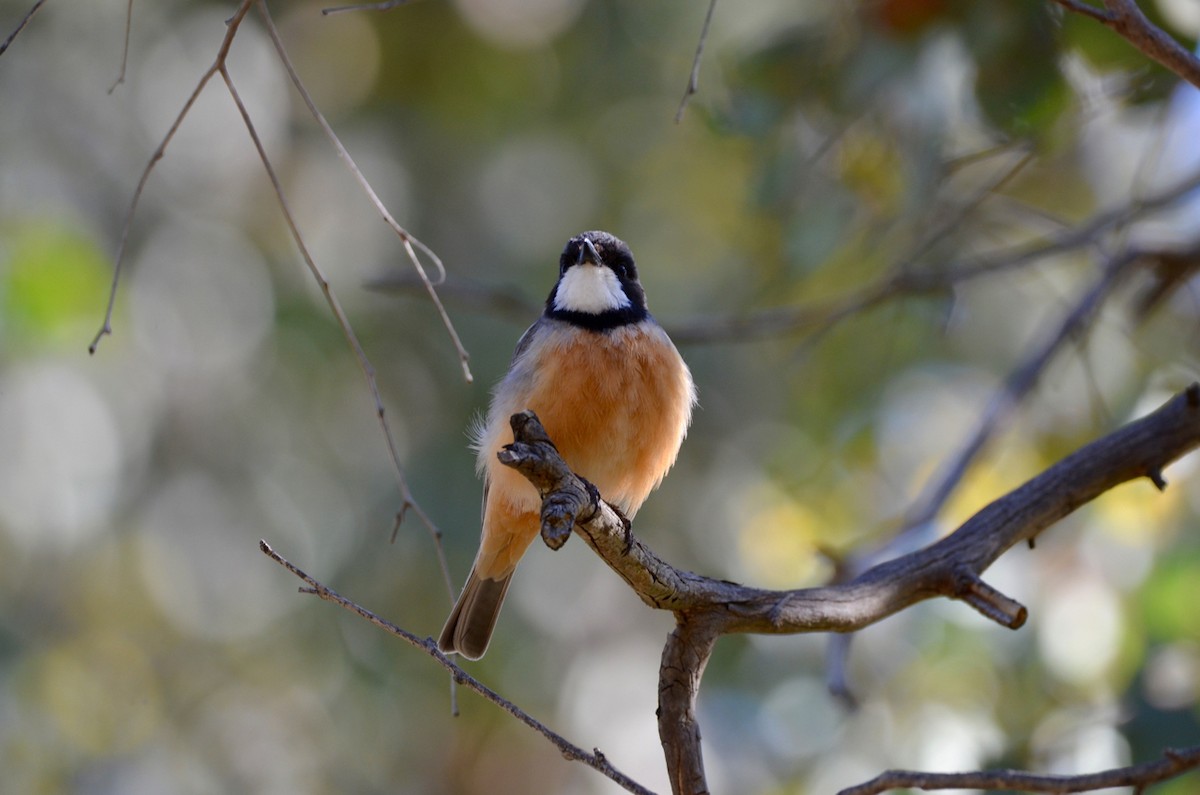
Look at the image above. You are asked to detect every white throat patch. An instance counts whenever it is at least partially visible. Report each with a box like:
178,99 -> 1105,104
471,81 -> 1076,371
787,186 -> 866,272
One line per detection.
552,265 -> 631,314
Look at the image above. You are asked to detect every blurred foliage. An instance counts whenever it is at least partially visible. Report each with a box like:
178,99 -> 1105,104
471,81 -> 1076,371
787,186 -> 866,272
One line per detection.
1,0 -> 1199,793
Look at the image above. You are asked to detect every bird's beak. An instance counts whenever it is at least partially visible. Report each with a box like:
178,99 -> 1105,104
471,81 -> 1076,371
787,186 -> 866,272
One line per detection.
578,238 -> 601,266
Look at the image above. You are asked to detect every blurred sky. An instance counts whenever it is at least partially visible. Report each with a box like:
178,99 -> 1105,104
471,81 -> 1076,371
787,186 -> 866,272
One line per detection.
1,1 -> 1199,793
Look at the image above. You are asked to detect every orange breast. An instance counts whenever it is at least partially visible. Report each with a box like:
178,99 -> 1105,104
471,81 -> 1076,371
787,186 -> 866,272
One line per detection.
472,321 -> 694,578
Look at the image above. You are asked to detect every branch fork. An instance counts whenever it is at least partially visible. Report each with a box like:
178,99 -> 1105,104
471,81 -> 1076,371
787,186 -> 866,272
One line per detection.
499,386 -> 1200,795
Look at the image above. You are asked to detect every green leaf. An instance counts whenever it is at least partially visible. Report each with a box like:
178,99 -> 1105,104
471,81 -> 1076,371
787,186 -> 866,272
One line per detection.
2,219 -> 111,349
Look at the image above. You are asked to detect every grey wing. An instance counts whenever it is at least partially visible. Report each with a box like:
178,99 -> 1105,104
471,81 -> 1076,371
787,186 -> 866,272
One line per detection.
478,317 -> 546,529
509,317 -> 548,366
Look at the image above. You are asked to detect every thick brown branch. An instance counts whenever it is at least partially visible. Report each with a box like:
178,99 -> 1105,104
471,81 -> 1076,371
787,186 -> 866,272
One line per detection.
838,743 -> 1200,795
502,385 -> 1200,632
1052,0 -> 1200,89
659,619 -> 718,795
502,386 -> 1200,795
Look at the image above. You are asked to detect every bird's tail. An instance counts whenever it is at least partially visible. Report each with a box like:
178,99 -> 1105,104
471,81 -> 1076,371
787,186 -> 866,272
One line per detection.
438,568 -> 513,660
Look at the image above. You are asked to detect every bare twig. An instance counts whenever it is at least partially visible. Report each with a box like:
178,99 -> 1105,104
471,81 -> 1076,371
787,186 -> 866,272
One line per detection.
672,163 -> 1200,344
0,0 -> 47,57
895,148 -> 1036,271
258,539 -> 657,795
838,743 -> 1200,795
675,0 -> 718,123
108,0 -> 134,93
1050,0 -> 1200,89
374,166 -> 1200,346
222,3 -> 455,603
89,0 -> 252,354
944,140 -> 1030,173
367,274 -> 541,323
87,0 -> 456,600
255,1 -> 471,383
322,0 -> 411,15
821,245 -> 1142,701
1050,0 -> 1114,24
899,246 -> 1140,536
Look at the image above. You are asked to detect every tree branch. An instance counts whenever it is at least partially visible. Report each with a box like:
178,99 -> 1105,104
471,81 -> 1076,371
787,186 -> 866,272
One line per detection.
1051,0 -> 1200,89
258,539 -> 658,795
89,0 -> 253,355
838,743 -> 1200,795
499,383 -> 1200,794
898,245 -> 1141,541
255,0 -> 473,384
107,0 -> 134,93
0,0 -> 47,58
371,166 -> 1200,346
321,0 -> 409,15
675,0 -> 718,123
502,384 -> 1200,629
85,0 -> 458,601
823,242 -> 1146,702
659,618 -> 718,795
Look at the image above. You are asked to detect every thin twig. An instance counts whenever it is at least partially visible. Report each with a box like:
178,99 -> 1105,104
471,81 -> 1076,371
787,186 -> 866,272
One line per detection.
85,0 -> 453,605
838,744 -> 1200,795
901,247 -> 1139,534
891,147 -> 1036,274
813,142 -> 1200,692
107,0 -> 134,93
216,32 -> 455,605
675,0 -> 718,123
367,273 -> 540,324
380,166 -> 1200,346
943,139 -> 1029,173
89,0 -> 254,354
673,163 -> 1200,343
0,0 -> 47,57
825,246 -> 1142,700
258,540 -> 657,795
255,0 -> 473,384
322,0 -> 410,15
1049,0 -> 1114,24
86,0 -> 456,603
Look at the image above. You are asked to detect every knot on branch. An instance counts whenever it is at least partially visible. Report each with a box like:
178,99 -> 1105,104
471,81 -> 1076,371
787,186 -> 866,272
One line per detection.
497,410 -> 602,550
951,570 -> 1027,629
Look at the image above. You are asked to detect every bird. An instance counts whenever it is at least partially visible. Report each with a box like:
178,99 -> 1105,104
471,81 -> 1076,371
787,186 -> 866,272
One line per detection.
438,231 -> 696,660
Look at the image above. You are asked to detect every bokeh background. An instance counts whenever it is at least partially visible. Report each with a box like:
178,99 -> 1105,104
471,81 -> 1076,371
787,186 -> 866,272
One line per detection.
2,0 -> 1199,793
